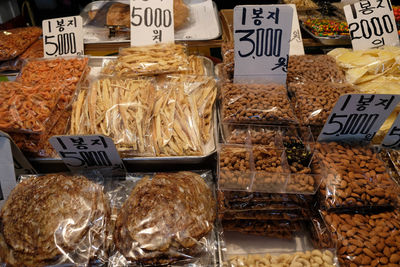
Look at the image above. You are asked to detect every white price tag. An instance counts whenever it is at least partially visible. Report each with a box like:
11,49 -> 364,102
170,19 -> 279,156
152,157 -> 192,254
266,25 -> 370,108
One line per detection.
318,94 -> 400,142
381,113 -> 400,148
42,16 -> 84,58
287,4 -> 304,56
344,0 -> 399,50
50,135 -> 125,175
130,0 -> 174,46
0,137 -> 17,208
233,5 -> 293,84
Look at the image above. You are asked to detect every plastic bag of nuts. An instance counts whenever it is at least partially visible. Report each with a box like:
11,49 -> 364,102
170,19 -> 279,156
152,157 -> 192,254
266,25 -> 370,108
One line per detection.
219,144 -> 252,191
289,82 -> 357,126
315,142 -> 399,210
221,83 -> 299,125
308,213 -> 335,249
222,124 -> 283,148
224,250 -> 337,267
321,210 -> 400,267
219,209 -> 309,221
287,55 -> 346,84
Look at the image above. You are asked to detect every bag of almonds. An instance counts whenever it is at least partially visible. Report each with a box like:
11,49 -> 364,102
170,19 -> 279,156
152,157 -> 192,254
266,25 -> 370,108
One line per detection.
321,210 -> 400,267
315,142 -> 399,210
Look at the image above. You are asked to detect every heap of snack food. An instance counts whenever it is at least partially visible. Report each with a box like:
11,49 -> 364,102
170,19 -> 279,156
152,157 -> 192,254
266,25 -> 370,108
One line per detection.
303,19 -> 349,37
0,171 -> 216,266
2,57 -> 89,157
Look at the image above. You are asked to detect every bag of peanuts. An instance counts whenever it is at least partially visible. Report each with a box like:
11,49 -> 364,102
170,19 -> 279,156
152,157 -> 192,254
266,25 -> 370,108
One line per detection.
221,83 -> 299,125
287,55 -> 346,84
289,82 -> 358,126
321,210 -> 400,267
315,142 -> 399,210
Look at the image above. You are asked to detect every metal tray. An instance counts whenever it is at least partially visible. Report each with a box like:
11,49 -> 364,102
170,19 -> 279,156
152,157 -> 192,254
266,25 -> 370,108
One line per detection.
300,21 -> 351,46
29,56 -> 218,171
81,0 -> 221,43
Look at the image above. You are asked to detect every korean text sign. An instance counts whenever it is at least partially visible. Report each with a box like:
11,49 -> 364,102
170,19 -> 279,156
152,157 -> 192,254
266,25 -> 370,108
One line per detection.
233,5 -> 293,84
318,94 -> 400,142
130,0 -> 174,46
50,135 -> 125,175
42,16 -> 84,58
344,0 -> 399,50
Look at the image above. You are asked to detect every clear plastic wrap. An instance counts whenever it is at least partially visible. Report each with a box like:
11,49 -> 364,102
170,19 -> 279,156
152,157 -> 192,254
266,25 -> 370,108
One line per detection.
152,75 -> 217,156
287,55 -> 346,84
0,173 -> 109,266
321,210 -> 400,267
219,126 -> 322,194
308,212 -> 335,249
220,209 -> 308,221
289,82 -> 357,126
70,77 -> 156,157
108,171 -> 217,266
113,43 -> 189,76
181,55 -> 210,76
328,46 -> 400,86
0,27 -> 42,61
221,83 -> 299,125
0,81 -> 62,134
315,142 -> 399,211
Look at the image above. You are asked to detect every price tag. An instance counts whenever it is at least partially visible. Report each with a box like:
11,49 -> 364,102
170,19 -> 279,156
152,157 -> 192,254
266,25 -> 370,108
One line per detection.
50,135 -> 125,175
0,137 -> 17,207
233,5 -> 293,84
287,4 -> 304,56
42,16 -> 84,58
381,113 -> 400,148
318,94 -> 400,142
344,0 -> 399,50
130,0 -> 174,46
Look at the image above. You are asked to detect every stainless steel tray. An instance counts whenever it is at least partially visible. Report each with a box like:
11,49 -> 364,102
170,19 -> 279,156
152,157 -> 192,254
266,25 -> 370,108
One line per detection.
29,56 -> 218,171
301,21 -> 351,46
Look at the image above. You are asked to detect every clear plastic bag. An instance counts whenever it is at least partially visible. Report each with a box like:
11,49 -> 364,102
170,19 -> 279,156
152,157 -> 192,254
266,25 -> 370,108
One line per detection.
321,210 -> 400,267
108,171 -> 217,266
0,173 -> 109,266
221,83 -> 299,125
114,43 -> 189,77
315,142 -> 399,210
70,77 -> 156,157
0,81 -> 63,134
308,212 -> 335,249
153,75 -> 217,156
289,82 -> 357,126
287,55 -> 346,84
220,209 -> 309,221
0,27 -> 42,61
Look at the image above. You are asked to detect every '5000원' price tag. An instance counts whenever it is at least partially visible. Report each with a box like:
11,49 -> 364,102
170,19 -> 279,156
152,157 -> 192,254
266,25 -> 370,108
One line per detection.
318,94 -> 400,143
42,16 -> 84,58
233,5 -> 293,84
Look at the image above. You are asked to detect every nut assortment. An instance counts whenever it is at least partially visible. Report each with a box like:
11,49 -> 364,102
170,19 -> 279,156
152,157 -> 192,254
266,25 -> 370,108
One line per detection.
221,83 -> 298,125
224,250 -> 335,267
316,142 -> 398,210
322,210 -> 400,267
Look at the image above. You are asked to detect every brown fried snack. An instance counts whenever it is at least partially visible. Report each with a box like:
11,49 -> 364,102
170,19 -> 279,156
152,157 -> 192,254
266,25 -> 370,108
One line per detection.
0,27 -> 42,61
0,174 -> 109,267
114,171 -> 216,265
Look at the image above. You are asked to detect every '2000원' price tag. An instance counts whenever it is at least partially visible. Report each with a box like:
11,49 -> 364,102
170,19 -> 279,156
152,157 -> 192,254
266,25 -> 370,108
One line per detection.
50,135 -> 125,175
344,0 -> 399,50
130,0 -> 174,46
233,5 -> 293,84
318,94 -> 400,143
42,16 -> 84,58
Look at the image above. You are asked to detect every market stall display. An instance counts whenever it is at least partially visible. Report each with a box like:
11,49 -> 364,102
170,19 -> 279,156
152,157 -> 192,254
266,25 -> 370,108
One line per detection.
0,27 -> 42,61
